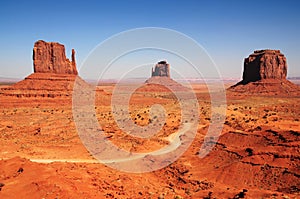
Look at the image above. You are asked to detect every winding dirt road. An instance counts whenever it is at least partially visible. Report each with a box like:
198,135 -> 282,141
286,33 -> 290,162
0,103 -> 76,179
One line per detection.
30,123 -> 199,164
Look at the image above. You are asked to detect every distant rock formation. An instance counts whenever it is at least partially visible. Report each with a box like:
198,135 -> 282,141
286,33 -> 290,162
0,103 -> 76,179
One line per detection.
241,50 -> 287,84
145,61 -> 189,92
151,61 -> 170,78
33,40 -> 78,75
0,40 -> 91,98
229,49 -> 300,96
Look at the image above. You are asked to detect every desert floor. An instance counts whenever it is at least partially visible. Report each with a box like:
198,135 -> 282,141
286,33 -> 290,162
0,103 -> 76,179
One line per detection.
0,82 -> 299,199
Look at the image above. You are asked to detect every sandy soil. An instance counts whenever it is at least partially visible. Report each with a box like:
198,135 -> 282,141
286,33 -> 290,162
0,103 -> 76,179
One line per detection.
0,82 -> 299,198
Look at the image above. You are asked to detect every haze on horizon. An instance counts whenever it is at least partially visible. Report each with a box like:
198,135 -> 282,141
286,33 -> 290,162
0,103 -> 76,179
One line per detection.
0,0 -> 300,80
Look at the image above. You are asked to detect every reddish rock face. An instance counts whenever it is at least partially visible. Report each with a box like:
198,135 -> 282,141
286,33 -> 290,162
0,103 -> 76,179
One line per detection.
0,40 -> 87,98
33,40 -> 78,75
229,49 -> 300,96
151,61 -> 170,78
146,61 -> 189,91
242,50 -> 287,84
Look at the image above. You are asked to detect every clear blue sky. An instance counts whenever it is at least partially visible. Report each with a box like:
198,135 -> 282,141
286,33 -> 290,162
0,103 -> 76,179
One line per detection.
1,0 -> 300,79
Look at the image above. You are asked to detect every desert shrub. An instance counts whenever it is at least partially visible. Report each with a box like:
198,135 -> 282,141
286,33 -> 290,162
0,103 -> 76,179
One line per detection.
245,148 -> 253,156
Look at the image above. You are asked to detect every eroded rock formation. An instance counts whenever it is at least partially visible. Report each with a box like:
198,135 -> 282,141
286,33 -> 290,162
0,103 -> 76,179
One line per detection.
242,50 -> 287,84
33,40 -> 78,75
146,61 -> 189,91
229,49 -> 300,95
0,40 -> 92,98
151,61 -> 170,78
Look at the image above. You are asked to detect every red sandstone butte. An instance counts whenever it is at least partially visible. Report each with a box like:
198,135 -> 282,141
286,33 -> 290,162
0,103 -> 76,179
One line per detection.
33,40 -> 78,75
229,49 -> 300,95
151,60 -> 170,78
146,61 -> 190,92
242,50 -> 287,84
0,40 -> 91,98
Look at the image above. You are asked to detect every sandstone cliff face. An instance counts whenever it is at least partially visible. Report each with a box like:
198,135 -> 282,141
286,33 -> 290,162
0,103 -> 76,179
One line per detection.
33,40 -> 78,75
242,50 -> 287,84
151,61 -> 170,78
0,40 -> 91,98
229,49 -> 299,96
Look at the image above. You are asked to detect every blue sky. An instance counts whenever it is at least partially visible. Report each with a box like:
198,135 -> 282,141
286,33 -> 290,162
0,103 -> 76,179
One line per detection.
1,0 -> 300,79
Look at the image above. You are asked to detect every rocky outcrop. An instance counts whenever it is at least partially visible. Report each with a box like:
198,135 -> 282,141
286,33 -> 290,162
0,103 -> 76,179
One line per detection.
242,50 -> 287,84
146,61 -> 189,92
229,49 -> 300,96
33,40 -> 78,75
151,61 -> 170,77
0,40 -> 92,98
